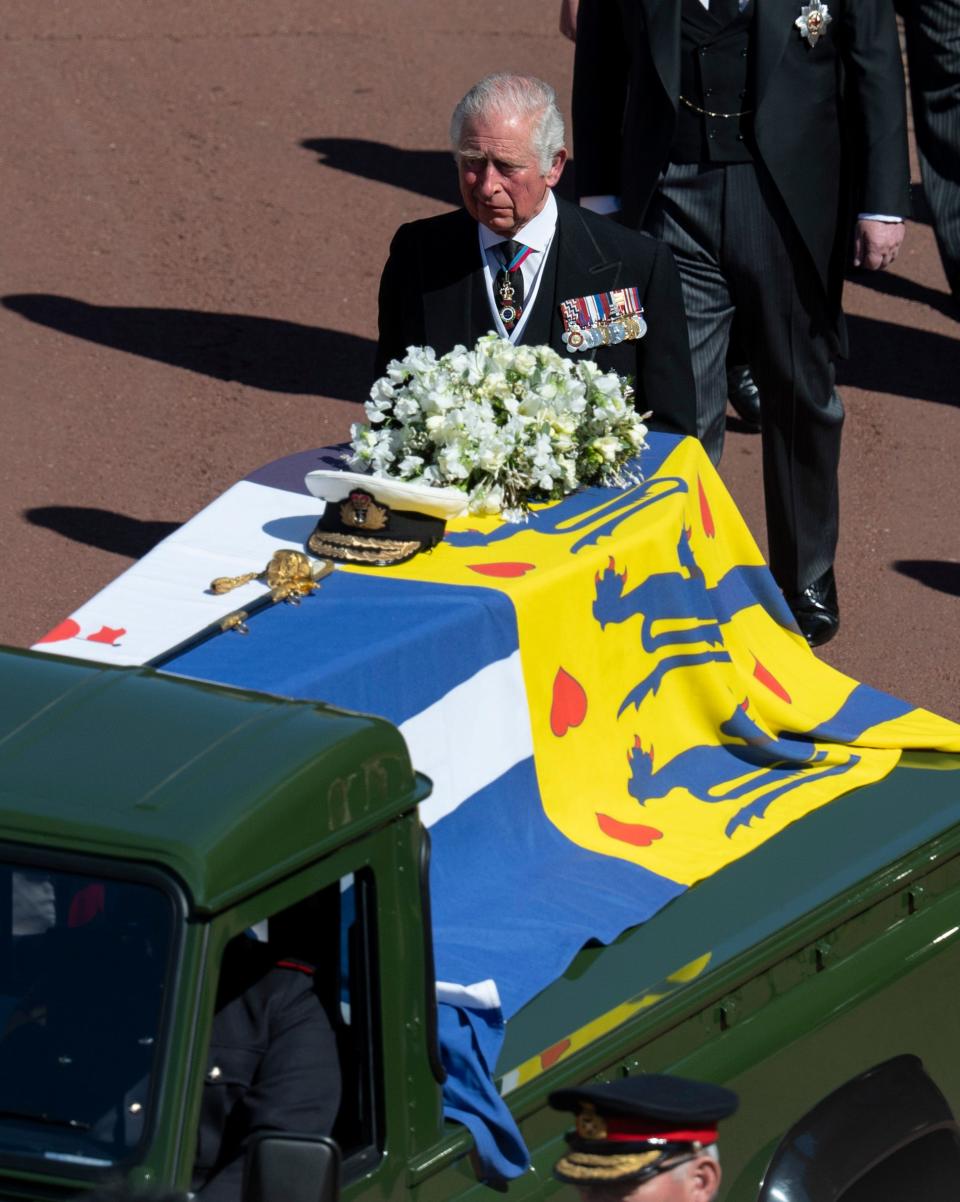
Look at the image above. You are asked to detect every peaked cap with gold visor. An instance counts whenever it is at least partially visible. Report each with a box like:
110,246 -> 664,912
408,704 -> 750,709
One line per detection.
549,1075 -> 738,1186
304,470 -> 467,567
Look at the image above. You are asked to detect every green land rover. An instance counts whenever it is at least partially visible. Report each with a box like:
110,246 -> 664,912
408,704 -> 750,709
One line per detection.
1,645 -> 960,1202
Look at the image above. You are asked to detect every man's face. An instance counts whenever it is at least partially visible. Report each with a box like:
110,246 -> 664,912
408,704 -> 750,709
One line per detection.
457,110 -> 566,237
578,1157 -> 720,1202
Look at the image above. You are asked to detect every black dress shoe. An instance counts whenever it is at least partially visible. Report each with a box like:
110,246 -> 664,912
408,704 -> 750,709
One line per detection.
726,364 -> 761,430
787,568 -> 840,647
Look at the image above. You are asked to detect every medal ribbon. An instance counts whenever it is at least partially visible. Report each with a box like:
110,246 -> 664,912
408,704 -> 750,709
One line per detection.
569,289 -> 645,332
505,244 -> 534,272
560,290 -> 647,350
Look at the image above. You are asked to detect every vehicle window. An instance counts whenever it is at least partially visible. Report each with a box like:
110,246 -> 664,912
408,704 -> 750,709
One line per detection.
331,871 -> 383,1172
191,869 -> 381,1198
0,860 -> 175,1172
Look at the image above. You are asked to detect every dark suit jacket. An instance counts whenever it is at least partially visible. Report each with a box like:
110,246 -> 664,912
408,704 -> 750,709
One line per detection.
192,942 -> 341,1202
572,0 -> 912,316
375,197 -> 698,438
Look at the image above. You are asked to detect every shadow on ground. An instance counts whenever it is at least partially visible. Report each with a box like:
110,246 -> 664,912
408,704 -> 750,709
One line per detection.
300,137 -> 578,204
851,266 -> 957,318
2,295 -> 375,401
893,559 -> 960,598
838,313 -> 960,404
301,138 -> 460,206
24,506 -> 181,557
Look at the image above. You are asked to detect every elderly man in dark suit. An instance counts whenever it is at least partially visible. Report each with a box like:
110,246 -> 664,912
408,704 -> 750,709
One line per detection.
572,0 -> 911,646
376,73 -> 698,441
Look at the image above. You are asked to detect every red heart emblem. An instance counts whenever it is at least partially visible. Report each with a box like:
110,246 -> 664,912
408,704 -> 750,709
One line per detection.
468,562 -> 536,578
550,667 -> 587,736
596,812 -> 664,847
540,1039 -> 572,1070
698,476 -> 716,538
753,656 -> 792,704
35,618 -> 81,644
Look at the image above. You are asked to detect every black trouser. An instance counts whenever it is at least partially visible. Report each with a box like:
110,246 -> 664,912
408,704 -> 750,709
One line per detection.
643,161 -> 842,596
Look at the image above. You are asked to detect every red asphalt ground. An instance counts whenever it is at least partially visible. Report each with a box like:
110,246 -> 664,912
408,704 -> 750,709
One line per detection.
1,3 -> 958,720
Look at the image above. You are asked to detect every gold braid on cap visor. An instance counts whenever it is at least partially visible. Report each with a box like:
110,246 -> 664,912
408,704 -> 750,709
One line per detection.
307,529 -> 421,564
554,1149 -> 665,1182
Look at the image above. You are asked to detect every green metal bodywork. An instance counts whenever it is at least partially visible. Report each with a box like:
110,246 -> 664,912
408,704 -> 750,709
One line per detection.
1,645 -> 959,1202
0,647 -> 428,912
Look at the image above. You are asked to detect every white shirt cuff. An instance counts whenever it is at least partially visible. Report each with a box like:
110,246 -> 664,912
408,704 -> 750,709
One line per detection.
580,195 -> 622,215
857,213 -> 903,222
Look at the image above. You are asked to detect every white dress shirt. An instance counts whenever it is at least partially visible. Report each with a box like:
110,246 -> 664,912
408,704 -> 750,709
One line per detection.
478,189 -> 559,342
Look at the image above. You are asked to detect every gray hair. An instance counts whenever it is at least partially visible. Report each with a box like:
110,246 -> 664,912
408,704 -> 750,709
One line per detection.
668,1144 -> 721,1188
450,73 -> 566,174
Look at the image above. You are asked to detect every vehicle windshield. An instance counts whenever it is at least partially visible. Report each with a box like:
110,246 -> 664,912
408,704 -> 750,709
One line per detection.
0,860 -> 176,1171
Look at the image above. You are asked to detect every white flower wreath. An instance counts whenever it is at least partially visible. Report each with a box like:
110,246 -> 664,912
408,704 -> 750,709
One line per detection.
350,334 -> 649,521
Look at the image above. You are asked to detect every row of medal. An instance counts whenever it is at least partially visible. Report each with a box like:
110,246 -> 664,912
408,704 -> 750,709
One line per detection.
560,287 -> 647,353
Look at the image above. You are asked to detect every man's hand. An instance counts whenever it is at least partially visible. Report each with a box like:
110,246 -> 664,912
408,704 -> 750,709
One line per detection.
559,0 -> 579,41
852,219 -> 905,270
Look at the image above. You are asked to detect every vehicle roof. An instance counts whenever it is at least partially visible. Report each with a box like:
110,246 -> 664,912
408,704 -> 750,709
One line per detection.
0,646 -> 428,913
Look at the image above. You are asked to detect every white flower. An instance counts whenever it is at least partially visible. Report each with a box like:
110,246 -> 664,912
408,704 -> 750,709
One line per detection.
393,395 -> 423,422
402,345 -> 437,374
590,434 -> 621,463
590,372 -> 623,399
438,444 -> 470,480
398,454 -> 425,475
481,483 -> 504,511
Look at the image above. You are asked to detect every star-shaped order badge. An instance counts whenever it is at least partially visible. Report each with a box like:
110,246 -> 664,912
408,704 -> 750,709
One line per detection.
796,0 -> 831,46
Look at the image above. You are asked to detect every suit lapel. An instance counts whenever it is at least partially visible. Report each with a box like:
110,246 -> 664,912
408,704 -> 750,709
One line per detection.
422,209 -> 491,350
548,201 -> 625,359
469,265 -> 493,342
682,0 -> 723,34
517,237 -> 559,348
644,0 -> 681,108
754,0 -> 796,110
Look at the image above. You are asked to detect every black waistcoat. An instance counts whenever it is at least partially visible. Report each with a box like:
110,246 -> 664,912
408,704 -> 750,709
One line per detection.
672,0 -> 755,164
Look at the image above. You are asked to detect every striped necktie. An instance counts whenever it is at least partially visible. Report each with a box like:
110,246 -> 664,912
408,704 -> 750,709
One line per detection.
494,240 -> 533,331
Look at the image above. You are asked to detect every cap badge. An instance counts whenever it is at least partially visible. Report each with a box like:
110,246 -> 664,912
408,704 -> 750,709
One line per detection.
577,1103 -> 609,1141
341,489 -> 388,531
